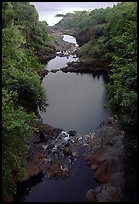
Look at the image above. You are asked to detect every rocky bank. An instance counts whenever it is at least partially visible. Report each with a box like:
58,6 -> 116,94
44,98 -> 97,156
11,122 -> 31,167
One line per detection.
15,115 -> 127,202
83,116 -> 125,202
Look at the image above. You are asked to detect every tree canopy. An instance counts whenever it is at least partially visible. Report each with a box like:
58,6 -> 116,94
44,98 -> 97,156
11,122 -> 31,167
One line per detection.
2,2 -> 50,198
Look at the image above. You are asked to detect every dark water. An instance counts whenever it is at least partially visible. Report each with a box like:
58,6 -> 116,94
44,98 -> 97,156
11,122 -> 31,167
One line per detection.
14,146 -> 99,202
40,71 -> 110,134
14,35 -> 111,202
23,146 -> 99,202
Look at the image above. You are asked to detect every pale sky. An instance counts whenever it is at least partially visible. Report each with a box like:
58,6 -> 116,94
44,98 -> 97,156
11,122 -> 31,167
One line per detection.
30,2 -> 120,26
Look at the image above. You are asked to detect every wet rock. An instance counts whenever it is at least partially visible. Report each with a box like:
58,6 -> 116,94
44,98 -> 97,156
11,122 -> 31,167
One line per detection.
64,142 -> 70,147
40,69 -> 49,80
47,160 -> 62,178
67,130 -> 77,137
61,164 -> 69,178
63,146 -> 73,156
35,122 -> 62,140
74,137 -> 79,143
51,69 -> 60,73
60,131 -> 70,142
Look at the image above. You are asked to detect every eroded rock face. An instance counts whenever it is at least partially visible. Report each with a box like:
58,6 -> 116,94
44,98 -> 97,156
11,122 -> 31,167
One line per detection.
85,183 -> 123,202
95,158 -> 122,183
84,116 -> 125,202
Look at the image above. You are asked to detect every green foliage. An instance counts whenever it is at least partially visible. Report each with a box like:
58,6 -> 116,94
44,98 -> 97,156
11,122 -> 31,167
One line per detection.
2,2 -> 49,198
2,89 -> 38,196
11,2 -> 39,27
107,15 -> 137,131
2,26 -> 47,112
29,21 -> 51,58
2,2 -> 52,61
2,2 -> 14,28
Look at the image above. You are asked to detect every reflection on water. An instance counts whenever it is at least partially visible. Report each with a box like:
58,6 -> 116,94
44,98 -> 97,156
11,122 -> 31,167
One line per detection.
45,55 -> 78,71
63,34 -> 78,47
40,71 -> 111,134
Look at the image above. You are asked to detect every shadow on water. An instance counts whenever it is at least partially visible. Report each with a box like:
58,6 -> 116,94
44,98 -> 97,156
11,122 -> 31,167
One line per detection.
13,172 -> 44,202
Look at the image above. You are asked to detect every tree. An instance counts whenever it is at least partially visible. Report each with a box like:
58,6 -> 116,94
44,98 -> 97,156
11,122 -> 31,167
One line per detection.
2,89 -> 38,197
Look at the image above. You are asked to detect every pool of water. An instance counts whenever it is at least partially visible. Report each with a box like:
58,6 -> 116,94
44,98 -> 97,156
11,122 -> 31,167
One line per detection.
40,71 -> 110,134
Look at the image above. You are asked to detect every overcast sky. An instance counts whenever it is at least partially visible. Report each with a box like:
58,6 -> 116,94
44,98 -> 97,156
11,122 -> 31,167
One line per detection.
30,2 -> 120,26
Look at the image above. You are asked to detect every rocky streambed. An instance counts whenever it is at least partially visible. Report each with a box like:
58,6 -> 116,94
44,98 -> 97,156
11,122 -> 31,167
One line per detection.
14,115 -> 125,202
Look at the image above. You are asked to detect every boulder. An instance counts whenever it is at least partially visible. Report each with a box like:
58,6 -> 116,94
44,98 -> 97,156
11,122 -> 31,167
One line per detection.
63,146 -> 72,156
95,158 -> 121,183
85,183 -> 123,202
51,69 -> 60,73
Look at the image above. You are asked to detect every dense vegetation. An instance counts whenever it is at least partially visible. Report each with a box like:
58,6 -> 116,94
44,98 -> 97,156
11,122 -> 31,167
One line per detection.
2,2 -> 51,199
55,2 -> 137,139
2,2 -> 55,62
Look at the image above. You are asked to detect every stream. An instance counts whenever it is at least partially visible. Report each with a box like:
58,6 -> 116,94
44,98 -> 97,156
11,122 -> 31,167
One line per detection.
14,34 -> 111,202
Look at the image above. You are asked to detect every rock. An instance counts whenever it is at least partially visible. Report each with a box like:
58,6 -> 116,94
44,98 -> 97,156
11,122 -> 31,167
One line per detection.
85,183 -> 123,202
47,160 -> 62,178
60,131 -> 70,141
51,69 -> 60,73
84,152 -> 94,166
84,151 -> 104,166
48,144 -> 55,149
83,116 -> 125,202
107,117 -> 114,125
72,151 -> 78,157
64,142 -> 70,147
95,158 -> 120,183
40,69 -> 49,80
67,130 -> 77,137
61,165 -> 69,178
109,172 -> 125,189
85,189 -> 98,202
35,122 -> 62,140
83,143 -> 88,146
47,171 -> 54,179
74,137 -> 79,143
63,146 -> 72,156
91,163 -> 98,170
